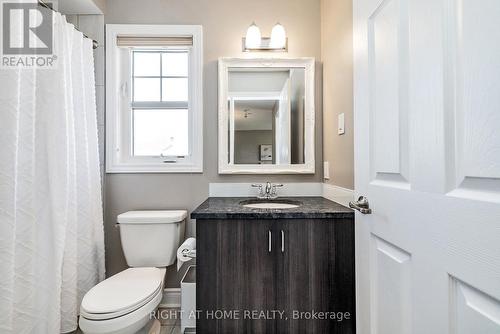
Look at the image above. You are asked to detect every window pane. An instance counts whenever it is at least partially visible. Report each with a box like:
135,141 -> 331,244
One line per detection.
133,52 -> 160,76
162,52 -> 188,76
134,78 -> 160,101
162,78 -> 188,101
133,109 -> 189,156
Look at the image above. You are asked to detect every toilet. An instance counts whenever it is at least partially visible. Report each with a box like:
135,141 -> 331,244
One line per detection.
79,210 -> 187,334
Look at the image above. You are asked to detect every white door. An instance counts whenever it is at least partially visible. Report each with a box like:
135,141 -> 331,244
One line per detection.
275,78 -> 291,164
353,0 -> 500,333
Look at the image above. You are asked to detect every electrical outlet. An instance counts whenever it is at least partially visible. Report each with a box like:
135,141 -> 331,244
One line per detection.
323,161 -> 330,180
338,113 -> 345,135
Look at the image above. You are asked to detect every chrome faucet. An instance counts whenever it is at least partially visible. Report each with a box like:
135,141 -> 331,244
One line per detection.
265,182 -> 272,196
252,182 -> 284,199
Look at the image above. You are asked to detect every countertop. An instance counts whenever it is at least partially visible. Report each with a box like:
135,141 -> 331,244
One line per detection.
191,197 -> 354,220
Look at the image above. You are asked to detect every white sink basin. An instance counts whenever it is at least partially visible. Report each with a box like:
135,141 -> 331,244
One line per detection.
240,200 -> 301,209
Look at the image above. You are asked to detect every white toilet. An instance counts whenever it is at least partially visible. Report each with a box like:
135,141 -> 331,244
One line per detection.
79,210 -> 187,334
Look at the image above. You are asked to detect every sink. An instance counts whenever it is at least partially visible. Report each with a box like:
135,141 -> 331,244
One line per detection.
239,199 -> 301,209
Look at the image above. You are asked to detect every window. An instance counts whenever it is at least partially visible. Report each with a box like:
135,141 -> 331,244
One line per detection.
131,51 -> 189,157
106,25 -> 203,173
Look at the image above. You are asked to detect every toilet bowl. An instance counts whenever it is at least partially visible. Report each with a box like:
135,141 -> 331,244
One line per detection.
79,267 -> 165,334
79,210 -> 187,334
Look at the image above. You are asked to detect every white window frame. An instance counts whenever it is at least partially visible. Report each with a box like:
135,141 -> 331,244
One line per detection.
106,24 -> 203,173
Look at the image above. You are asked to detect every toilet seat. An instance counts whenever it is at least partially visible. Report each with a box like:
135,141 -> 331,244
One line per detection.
81,267 -> 165,321
79,287 -> 163,334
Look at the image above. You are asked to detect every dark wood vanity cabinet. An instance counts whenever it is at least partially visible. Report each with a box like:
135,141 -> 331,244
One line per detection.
196,218 -> 355,334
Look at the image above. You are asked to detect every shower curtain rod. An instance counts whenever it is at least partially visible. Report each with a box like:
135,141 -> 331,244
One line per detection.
38,0 -> 99,49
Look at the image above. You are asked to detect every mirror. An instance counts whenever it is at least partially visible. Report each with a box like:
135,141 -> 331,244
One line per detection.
218,58 -> 315,174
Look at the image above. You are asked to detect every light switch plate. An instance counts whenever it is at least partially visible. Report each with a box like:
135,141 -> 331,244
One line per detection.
323,161 -> 330,180
338,113 -> 345,135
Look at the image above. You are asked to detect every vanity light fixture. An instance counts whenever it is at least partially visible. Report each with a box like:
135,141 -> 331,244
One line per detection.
270,23 -> 287,49
245,22 -> 262,49
242,22 -> 288,52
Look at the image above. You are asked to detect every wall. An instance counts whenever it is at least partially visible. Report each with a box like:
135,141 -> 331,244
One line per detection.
104,0 -> 322,287
234,130 -> 273,164
59,0 -> 104,14
321,0 -> 354,190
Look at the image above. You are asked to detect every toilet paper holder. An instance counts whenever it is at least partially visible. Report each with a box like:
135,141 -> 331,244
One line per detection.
181,249 -> 196,258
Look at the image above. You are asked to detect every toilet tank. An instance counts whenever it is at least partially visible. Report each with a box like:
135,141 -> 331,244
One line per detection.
117,210 -> 187,267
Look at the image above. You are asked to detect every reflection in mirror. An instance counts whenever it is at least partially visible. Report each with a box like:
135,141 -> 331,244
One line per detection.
227,68 -> 305,165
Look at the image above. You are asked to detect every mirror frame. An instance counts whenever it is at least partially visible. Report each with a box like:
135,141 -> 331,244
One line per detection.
218,57 -> 315,174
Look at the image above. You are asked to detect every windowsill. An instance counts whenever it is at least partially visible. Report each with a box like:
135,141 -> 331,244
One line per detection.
106,162 -> 203,174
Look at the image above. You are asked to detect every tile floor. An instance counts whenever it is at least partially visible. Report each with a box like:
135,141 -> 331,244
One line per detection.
158,307 -> 182,334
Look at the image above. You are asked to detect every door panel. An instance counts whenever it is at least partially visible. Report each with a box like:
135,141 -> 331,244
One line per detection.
451,278 -> 500,334
447,0 -> 500,201
354,0 -> 500,333
276,79 -> 291,164
370,235 -> 412,334
368,0 -> 410,186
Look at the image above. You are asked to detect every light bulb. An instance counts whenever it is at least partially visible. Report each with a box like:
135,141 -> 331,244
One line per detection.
270,23 -> 286,49
245,22 -> 261,49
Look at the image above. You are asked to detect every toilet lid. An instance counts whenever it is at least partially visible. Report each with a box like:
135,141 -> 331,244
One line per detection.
81,267 -> 165,318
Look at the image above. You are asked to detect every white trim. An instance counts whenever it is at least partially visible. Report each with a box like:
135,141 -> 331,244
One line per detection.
209,182 -> 323,197
159,288 -> 181,308
105,24 -> 203,173
217,57 -> 316,175
322,183 -> 354,208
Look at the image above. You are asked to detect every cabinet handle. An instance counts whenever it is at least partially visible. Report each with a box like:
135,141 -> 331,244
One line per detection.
268,230 -> 272,253
281,230 -> 285,253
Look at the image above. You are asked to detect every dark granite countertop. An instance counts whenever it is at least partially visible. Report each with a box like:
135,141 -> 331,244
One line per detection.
191,197 -> 354,220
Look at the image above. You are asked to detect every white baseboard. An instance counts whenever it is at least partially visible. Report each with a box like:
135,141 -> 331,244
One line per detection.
322,183 -> 354,208
159,288 -> 181,308
209,182 -> 323,197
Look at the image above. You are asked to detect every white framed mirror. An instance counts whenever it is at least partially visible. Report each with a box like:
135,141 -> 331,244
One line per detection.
218,58 -> 315,174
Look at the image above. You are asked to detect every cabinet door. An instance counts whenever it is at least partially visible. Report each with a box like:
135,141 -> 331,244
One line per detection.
197,220 -> 276,334
275,219 -> 355,334
240,220 -> 277,334
274,220 -> 311,334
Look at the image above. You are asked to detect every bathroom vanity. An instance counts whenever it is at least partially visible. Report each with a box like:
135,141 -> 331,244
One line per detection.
192,197 -> 355,334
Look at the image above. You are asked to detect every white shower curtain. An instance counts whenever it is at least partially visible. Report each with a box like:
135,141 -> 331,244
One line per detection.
0,13 -> 105,334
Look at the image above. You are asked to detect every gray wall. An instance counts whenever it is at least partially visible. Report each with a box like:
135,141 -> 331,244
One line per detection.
104,0 -> 322,287
321,0 -> 354,189
234,130 -> 273,164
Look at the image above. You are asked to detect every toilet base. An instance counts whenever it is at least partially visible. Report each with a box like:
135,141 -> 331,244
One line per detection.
138,319 -> 161,334
142,319 -> 161,334
80,316 -> 160,334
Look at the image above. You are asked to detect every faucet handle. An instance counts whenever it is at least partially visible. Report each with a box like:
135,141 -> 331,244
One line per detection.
270,183 -> 284,198
251,183 -> 265,198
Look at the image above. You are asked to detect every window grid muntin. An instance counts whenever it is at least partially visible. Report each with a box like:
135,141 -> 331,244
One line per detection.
132,50 -> 189,104
131,49 -> 190,158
